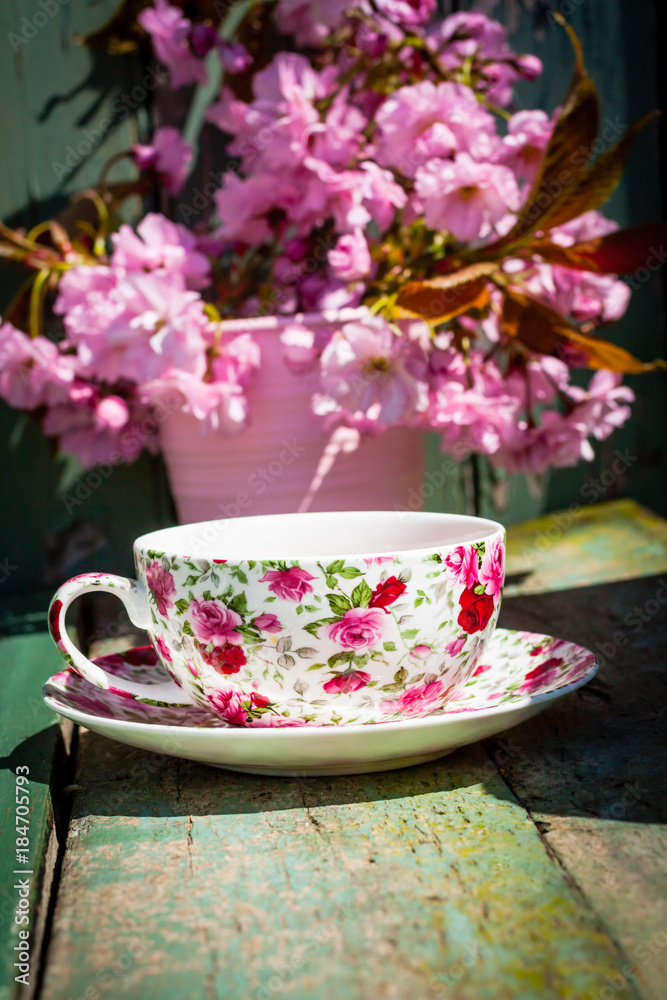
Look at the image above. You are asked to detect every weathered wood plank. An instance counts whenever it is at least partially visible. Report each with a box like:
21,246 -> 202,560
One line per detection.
497,572 -> 667,1000
0,628 -> 66,1000
504,499 -> 667,595
40,740 -> 643,1000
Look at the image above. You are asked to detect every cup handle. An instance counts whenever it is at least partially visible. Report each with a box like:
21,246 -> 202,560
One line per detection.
48,572 -> 191,704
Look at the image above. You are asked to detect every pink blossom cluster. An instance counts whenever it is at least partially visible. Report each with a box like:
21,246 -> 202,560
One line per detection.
0,2 -> 638,477
0,215 -> 258,466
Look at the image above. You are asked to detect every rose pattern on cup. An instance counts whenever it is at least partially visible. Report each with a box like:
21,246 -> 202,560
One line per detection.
43,631 -> 599,728
133,537 -> 505,726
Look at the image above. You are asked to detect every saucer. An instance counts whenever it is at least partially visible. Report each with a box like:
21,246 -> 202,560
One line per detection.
42,629 -> 598,776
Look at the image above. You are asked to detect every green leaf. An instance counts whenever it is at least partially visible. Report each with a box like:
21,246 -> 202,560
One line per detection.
236,570 -> 248,585
304,604 -> 319,612
402,628 -> 419,640
326,559 -> 345,575
182,620 -> 193,636
202,590 -> 212,602
295,647 -> 317,658
338,566 -> 363,579
326,575 -> 337,589
264,595 -> 276,603
328,651 -> 354,669
248,560 -> 256,570
394,666 -> 408,684
383,641 -> 397,652
184,574 -> 199,587
351,579 -> 373,608
327,593 -> 352,616
414,597 -> 424,608
353,653 -> 370,667
306,662 -> 327,671
237,625 -> 260,641
175,598 -> 190,615
380,682 -> 402,693
302,620 -> 324,638
296,604 -> 304,615
228,592 -> 248,615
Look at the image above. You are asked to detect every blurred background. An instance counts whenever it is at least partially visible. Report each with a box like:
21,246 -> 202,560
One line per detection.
0,0 -> 665,606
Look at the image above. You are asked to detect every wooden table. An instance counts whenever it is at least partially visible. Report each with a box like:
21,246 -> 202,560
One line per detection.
1,499 -> 666,1000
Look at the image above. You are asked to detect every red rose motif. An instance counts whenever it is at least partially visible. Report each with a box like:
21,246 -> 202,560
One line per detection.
457,588 -> 495,634
323,670 -> 371,694
124,646 -> 159,666
48,599 -> 63,642
523,657 -> 564,680
250,691 -> 270,708
369,576 -> 407,610
200,642 -> 247,675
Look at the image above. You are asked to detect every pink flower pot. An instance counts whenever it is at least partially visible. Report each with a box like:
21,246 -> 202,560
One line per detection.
159,315 -> 425,522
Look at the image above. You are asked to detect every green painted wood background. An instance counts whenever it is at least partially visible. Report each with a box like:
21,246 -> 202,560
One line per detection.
0,0 -> 665,598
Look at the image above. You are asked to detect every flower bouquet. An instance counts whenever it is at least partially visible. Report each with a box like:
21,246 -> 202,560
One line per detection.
0,1 -> 664,517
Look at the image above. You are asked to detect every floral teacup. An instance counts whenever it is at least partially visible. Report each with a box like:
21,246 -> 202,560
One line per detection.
48,510 -> 505,726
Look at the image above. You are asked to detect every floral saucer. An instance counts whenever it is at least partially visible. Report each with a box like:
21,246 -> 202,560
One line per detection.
43,629 -> 597,776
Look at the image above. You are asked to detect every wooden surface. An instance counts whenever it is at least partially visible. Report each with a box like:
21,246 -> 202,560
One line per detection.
1,499 -> 661,1000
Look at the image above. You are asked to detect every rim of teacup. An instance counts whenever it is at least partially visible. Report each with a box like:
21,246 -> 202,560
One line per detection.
134,510 -> 505,563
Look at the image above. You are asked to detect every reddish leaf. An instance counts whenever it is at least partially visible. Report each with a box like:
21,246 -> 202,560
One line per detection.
497,22 -> 600,246
501,290 -> 667,373
537,111 -> 659,232
395,263 -> 497,323
530,223 -> 667,274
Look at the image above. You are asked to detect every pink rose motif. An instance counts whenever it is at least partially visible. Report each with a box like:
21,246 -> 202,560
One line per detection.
259,567 -> 316,602
323,670 -> 371,694
155,636 -> 172,662
479,536 -> 505,601
207,688 -> 247,725
189,600 -> 243,645
382,679 -> 448,717
519,657 -> 564,694
410,644 -> 432,660
444,636 -> 466,657
327,607 -> 385,650
253,613 -> 282,633
443,546 -> 479,589
146,561 -> 177,616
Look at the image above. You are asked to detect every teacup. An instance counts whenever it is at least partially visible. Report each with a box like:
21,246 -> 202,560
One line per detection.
48,511 -> 505,726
